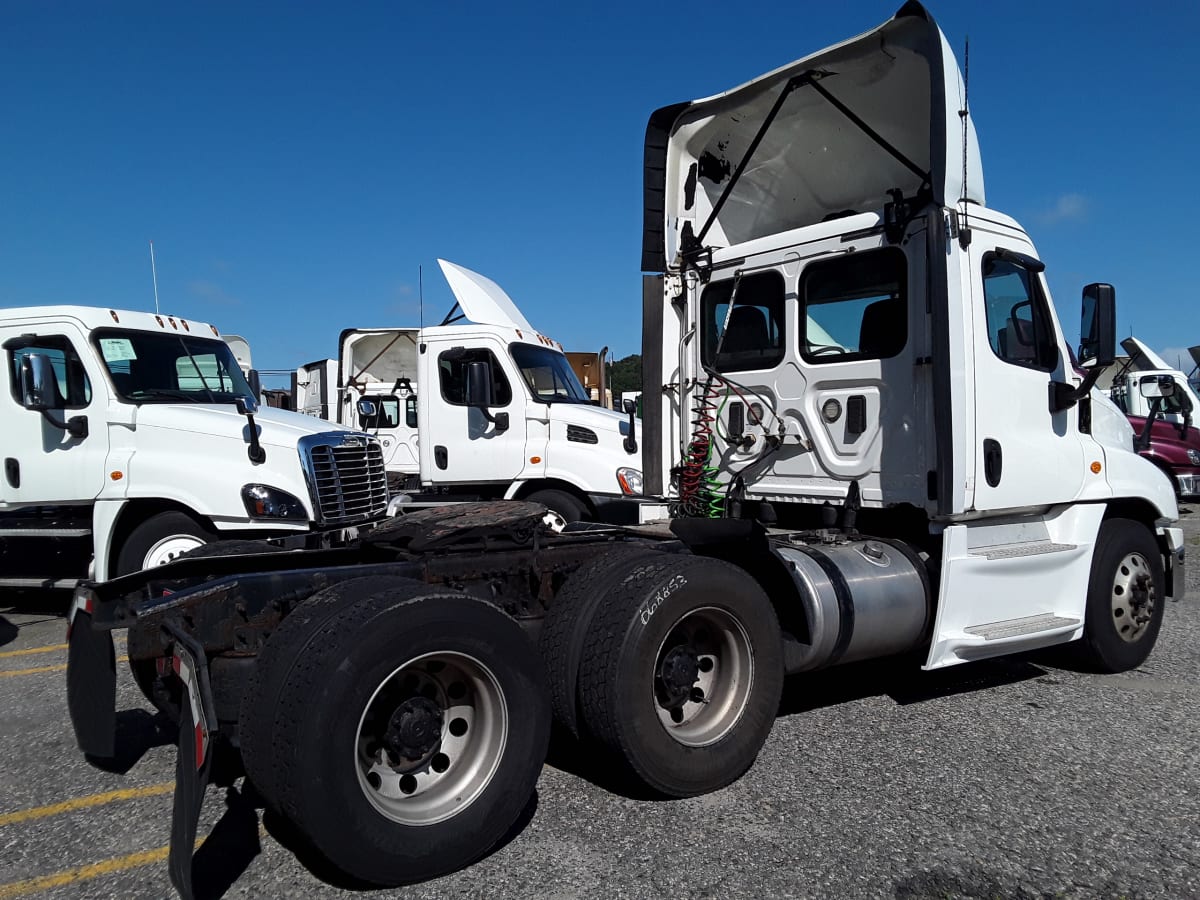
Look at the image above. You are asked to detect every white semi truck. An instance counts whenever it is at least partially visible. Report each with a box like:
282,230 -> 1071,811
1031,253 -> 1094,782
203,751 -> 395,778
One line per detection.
67,6 -> 1184,899
0,306 -> 388,588
292,259 -> 646,524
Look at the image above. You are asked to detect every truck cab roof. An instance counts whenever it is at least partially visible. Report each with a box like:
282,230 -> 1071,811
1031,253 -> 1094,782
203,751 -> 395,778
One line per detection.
1,305 -> 224,339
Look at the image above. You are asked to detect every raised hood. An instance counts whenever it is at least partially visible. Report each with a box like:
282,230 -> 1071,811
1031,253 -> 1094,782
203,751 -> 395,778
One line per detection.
642,1 -> 984,271
1121,337 -> 1173,372
438,259 -> 534,331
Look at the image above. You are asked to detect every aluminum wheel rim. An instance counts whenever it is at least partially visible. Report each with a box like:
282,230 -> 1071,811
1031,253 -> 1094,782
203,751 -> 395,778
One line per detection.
143,535 -> 205,568
1110,550 -> 1156,643
354,651 -> 508,826
651,606 -> 754,747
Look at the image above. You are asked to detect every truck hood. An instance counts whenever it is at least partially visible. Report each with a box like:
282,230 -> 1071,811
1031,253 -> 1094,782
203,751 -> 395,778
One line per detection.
550,402 -> 631,435
438,259 -> 535,332
642,1 -> 983,270
1121,337 -> 1172,372
132,403 -> 356,450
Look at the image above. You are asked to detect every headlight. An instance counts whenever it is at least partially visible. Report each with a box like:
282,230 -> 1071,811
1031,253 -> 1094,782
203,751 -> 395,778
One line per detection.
616,467 -> 643,495
242,484 -> 308,520
1188,449 -> 1200,466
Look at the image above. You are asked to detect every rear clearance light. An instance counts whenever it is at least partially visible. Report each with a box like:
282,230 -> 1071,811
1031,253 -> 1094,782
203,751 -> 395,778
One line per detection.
66,588 -> 97,639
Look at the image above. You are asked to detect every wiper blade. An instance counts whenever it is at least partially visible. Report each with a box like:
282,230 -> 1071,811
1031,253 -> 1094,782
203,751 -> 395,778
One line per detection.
126,389 -> 204,402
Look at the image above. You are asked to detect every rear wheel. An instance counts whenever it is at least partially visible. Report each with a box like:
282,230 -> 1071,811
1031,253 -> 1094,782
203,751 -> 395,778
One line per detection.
240,581 -> 550,885
576,554 -> 783,797
1075,518 -> 1165,673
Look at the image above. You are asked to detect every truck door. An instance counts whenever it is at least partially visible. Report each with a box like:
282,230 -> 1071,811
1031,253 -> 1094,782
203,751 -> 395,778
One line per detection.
418,339 -> 526,485
967,239 -> 1086,512
1,327 -> 111,505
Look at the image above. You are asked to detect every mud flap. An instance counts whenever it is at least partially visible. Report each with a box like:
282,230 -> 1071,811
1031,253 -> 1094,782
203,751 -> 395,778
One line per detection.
164,629 -> 215,900
65,590 -> 116,759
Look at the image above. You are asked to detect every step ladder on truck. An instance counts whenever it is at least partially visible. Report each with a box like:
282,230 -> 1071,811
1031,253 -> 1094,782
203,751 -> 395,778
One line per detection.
65,5 -> 1184,898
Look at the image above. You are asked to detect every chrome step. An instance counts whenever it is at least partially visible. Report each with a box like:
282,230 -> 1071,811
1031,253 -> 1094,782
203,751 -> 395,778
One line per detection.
965,613 -> 1080,641
0,576 -> 80,589
0,527 -> 91,538
969,541 -> 1076,560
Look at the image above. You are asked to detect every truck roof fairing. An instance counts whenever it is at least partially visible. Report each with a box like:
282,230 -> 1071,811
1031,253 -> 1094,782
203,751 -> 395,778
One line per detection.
642,1 -> 984,271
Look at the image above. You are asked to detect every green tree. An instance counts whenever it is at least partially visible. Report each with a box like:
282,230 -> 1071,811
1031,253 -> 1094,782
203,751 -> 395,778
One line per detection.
608,354 -> 642,395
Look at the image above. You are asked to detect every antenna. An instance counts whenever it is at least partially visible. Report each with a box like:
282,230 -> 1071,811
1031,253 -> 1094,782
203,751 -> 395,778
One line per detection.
149,240 -> 161,314
957,36 -> 972,248
418,265 -> 424,330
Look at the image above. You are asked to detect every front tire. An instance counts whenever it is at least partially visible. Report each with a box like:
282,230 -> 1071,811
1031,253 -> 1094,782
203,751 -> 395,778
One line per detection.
240,581 -> 550,885
1076,518 -> 1165,673
576,554 -> 783,797
525,489 -> 586,527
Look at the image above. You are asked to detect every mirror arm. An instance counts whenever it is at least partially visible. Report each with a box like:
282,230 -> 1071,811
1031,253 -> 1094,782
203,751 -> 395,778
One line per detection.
1050,363 -> 1107,412
36,410 -> 89,439
1135,397 -> 1163,452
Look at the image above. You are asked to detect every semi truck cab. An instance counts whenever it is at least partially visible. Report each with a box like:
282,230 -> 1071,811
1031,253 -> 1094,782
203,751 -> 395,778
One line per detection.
0,306 -> 388,586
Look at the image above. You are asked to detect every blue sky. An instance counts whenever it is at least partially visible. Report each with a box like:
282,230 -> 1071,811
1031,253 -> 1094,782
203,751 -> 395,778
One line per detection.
2,1 -> 1198,385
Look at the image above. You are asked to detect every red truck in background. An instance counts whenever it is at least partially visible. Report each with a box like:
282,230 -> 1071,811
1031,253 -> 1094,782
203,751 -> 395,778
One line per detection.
1109,339 -> 1200,501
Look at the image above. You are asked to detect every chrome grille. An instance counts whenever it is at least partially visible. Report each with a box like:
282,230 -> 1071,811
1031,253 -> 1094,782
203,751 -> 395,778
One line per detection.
299,434 -> 389,526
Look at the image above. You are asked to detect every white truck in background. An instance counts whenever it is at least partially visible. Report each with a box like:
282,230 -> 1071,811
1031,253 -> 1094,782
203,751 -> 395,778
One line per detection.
0,306 -> 388,588
292,259 -> 646,524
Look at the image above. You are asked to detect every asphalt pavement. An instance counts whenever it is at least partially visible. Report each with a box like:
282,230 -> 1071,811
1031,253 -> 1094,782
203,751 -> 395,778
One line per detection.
1,508 -> 1197,899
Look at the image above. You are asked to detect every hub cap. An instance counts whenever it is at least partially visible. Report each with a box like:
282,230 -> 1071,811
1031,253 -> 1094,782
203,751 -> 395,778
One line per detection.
651,606 -> 753,747
354,651 -> 507,825
1110,550 -> 1156,643
143,535 -> 205,568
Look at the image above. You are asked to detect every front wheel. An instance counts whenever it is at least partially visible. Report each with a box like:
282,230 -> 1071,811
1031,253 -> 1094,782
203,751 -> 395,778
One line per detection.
1075,518 -> 1165,673
240,582 -> 550,885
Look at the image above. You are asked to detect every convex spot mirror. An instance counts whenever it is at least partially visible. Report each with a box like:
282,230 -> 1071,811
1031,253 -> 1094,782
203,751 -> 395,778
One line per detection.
356,398 -> 378,418
19,354 -> 61,411
1078,283 -> 1116,367
1139,374 -> 1177,400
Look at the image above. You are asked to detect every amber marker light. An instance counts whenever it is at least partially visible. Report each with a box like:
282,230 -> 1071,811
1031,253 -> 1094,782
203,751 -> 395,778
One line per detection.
530,456 -> 542,464
110,471 -> 124,481
1090,461 -> 1102,474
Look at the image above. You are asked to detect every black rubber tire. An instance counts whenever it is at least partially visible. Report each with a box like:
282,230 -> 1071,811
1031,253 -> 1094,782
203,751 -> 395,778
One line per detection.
577,554 -> 783,797
538,546 -> 670,738
1076,518 -> 1165,673
116,511 -> 214,576
525,489 -> 587,524
126,539 -> 279,719
239,580 -> 550,886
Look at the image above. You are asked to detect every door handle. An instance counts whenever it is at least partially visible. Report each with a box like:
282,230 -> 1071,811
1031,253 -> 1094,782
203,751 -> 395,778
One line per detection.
983,439 -> 1002,487
4,458 -> 18,489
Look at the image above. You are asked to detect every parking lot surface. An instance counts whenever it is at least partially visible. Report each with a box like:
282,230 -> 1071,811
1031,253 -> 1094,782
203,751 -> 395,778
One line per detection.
2,508 -> 1197,899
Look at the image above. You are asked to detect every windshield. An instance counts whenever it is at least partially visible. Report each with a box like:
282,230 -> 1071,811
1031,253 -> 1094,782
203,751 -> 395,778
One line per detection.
509,343 -> 592,404
91,329 -> 254,404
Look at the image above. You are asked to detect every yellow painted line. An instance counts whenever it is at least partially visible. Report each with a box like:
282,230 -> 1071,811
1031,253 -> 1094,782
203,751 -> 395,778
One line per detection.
0,635 -> 126,660
0,782 -> 175,827
0,826 -> 267,899
0,644 -> 67,659
0,655 -> 128,679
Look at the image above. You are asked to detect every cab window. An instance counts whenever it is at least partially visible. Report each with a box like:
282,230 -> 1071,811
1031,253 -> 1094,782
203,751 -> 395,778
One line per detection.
359,396 -> 401,430
700,271 -> 786,373
438,349 -> 512,407
799,249 -> 907,363
7,336 -> 92,408
982,255 -> 1058,371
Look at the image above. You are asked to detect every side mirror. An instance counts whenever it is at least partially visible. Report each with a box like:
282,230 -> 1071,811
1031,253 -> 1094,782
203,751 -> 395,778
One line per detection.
19,354 -> 61,411
356,398 -> 378,418
465,361 -> 494,409
622,398 -> 637,415
1078,283 -> 1116,367
1139,374 -> 1176,400
248,368 -> 263,399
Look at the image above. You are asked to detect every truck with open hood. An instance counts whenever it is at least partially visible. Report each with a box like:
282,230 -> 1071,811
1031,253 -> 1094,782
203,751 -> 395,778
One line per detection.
64,5 -> 1184,898
292,259 -> 645,524
1107,337 -> 1200,498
